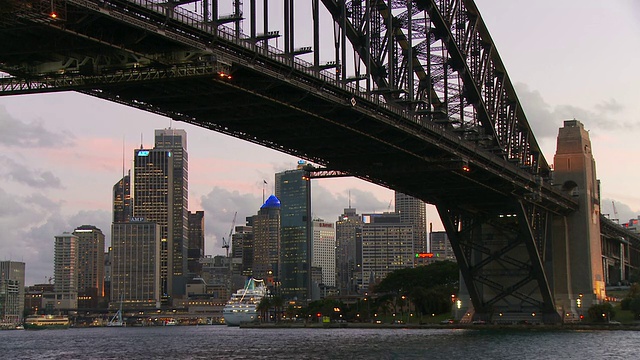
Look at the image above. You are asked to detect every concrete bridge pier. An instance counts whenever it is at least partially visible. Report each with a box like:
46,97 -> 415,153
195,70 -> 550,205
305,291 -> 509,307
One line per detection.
551,120 -> 606,320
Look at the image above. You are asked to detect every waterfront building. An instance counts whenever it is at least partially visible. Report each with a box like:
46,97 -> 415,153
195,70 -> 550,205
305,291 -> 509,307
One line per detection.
188,210 -> 205,279
251,195 -> 281,282
335,207 -> 363,295
395,192 -> 428,253
275,162 -> 311,300
110,221 -> 161,309
73,225 -> 105,309
360,213 -> 414,291
312,218 -> 336,287
113,171 -> 131,223
53,232 -> 79,311
200,255 -> 233,301
24,283 -> 54,316
623,217 -> 640,233
0,261 -> 25,324
154,128 -> 189,299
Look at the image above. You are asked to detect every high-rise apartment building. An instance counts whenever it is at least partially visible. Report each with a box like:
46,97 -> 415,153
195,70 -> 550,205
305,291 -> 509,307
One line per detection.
275,162 -> 311,300
188,211 -> 205,279
335,207 -> 363,295
361,213 -> 414,291
0,261 -> 25,324
113,171 -> 131,223
395,192 -> 427,253
111,221 -> 161,309
73,225 -> 105,309
312,218 -> 336,287
154,128 -> 189,299
54,232 -> 79,311
231,224 -> 254,278
251,195 -> 281,282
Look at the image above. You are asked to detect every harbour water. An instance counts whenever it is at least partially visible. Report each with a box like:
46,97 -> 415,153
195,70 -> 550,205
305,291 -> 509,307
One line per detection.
1,325 -> 638,359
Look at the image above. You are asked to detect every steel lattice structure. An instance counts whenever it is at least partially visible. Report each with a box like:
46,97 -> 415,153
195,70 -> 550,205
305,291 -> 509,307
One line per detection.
0,0 -> 594,322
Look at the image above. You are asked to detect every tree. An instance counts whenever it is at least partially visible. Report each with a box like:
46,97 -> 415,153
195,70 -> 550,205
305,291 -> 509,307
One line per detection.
587,303 -> 615,323
257,297 -> 272,323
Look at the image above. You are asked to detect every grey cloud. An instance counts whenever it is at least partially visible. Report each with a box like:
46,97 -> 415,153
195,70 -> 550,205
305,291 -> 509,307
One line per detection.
0,105 -> 74,147
200,187 -> 262,252
601,198 -> 639,226
0,156 -> 63,189
515,83 -> 638,140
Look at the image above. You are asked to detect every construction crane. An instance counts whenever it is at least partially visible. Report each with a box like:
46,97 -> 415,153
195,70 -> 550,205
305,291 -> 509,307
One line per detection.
221,211 -> 237,258
612,201 -> 619,224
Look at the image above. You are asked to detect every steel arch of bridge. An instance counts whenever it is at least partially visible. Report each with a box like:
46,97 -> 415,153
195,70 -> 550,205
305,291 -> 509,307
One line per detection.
0,0 -> 576,321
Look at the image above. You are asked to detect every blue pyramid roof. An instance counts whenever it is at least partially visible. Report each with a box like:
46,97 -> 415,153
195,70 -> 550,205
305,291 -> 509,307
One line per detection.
261,194 -> 281,209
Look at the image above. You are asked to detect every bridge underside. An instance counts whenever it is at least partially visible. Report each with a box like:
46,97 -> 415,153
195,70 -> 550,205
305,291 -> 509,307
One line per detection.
0,0 -> 576,322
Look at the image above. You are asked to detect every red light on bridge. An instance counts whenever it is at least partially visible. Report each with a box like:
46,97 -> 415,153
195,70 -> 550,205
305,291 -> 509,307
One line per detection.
415,253 -> 434,258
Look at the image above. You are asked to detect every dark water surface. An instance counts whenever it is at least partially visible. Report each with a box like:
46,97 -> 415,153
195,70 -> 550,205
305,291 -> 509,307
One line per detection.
1,326 -> 637,359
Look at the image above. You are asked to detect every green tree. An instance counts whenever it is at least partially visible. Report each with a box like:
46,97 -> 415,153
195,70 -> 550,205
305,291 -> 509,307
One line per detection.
587,303 -> 615,323
257,297 -> 271,323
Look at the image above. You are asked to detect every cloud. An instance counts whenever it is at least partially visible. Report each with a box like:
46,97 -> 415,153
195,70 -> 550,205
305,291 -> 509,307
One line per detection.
601,198 -> 639,225
515,83 -> 639,141
0,104 -> 74,147
0,155 -> 63,189
0,185 -> 111,285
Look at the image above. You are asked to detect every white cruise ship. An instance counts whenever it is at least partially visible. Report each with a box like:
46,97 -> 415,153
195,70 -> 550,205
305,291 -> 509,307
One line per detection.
223,278 -> 267,326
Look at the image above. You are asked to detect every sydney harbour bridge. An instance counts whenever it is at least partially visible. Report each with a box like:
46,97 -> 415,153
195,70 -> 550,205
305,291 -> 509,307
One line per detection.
1,0 -> 638,323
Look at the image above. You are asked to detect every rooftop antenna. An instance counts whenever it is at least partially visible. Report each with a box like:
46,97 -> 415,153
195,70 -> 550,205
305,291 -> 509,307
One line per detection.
348,190 -> 351,209
140,133 -> 144,149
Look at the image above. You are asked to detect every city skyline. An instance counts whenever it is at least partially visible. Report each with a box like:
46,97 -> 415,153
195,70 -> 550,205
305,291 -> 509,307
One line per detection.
1,0 -> 639,286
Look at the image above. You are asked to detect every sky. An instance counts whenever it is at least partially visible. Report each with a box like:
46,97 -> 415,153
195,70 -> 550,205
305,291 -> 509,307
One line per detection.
1,0 -> 639,286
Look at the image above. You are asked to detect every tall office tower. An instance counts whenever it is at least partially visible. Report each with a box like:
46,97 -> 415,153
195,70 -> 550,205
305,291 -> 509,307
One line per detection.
395,192 -> 428,253
111,221 -> 161,309
335,207 -> 363,295
275,162 -> 311,300
72,225 -> 105,309
113,171 -> 131,223
187,211 -> 205,279
133,146 -> 174,301
251,195 -> 281,283
154,128 -> 189,298
0,261 -> 25,324
429,231 -> 456,261
360,213 -> 414,291
312,219 -> 336,287
54,232 -> 79,311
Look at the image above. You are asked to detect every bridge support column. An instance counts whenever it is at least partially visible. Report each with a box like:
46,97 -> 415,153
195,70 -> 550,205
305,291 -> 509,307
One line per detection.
552,120 -> 605,316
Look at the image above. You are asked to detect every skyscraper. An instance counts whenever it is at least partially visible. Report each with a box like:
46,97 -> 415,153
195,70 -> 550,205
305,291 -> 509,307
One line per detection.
312,218 -> 336,287
335,207 -> 363,295
113,171 -> 131,223
275,162 -> 311,300
154,128 -> 189,298
360,213 -> 414,291
133,147 -> 173,300
54,232 -> 78,311
72,225 -> 105,309
188,210 -> 205,279
251,195 -> 281,282
395,192 -> 427,253
0,261 -> 25,324
111,221 -> 161,309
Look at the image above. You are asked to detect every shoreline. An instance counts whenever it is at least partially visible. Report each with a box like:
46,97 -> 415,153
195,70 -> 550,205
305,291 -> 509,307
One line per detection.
239,322 -> 640,331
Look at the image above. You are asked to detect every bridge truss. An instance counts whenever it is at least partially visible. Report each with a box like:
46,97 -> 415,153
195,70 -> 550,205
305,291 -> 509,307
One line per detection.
0,0 -> 578,322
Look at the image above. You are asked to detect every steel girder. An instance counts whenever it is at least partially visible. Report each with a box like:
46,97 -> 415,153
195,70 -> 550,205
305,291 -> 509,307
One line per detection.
322,0 -> 549,177
437,200 -> 559,322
